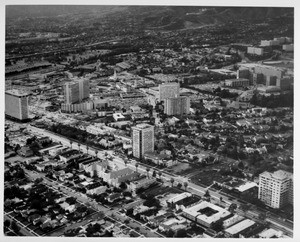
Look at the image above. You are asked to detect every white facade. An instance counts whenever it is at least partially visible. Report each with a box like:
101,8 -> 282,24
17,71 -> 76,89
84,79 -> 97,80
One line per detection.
164,96 -> 190,115
64,78 -> 89,104
258,170 -> 293,209
5,90 -> 29,120
282,44 -> 294,52
247,47 -> 264,56
225,78 -> 250,87
158,82 -> 180,101
132,124 -> 154,159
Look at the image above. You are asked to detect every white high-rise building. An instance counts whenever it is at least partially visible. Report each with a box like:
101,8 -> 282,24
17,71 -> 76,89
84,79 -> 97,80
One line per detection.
164,96 -> 190,115
5,90 -> 30,120
158,82 -> 180,101
132,123 -> 154,159
258,170 -> 293,209
64,78 -> 89,104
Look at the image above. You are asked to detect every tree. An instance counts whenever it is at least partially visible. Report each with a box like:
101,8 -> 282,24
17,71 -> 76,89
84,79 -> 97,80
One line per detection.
135,163 -> 139,172
158,171 -> 162,180
11,220 -> 20,233
166,230 -> 175,237
70,141 -> 73,149
177,183 -> 182,189
238,161 -> 245,170
14,144 -> 21,152
170,178 -> 174,187
119,182 -> 127,190
211,220 -> 224,232
152,170 -> 157,178
146,167 -> 150,178
204,190 -> 210,197
4,220 -> 11,228
184,182 -> 188,191
176,229 -> 187,238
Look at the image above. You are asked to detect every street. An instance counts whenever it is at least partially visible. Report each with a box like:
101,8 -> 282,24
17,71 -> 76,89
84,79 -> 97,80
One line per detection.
25,125 -> 293,237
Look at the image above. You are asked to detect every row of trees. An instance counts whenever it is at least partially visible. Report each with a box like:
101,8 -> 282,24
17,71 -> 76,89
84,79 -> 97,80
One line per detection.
250,92 -> 293,108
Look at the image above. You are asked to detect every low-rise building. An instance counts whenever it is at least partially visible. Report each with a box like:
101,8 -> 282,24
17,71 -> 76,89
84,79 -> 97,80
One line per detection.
129,176 -> 156,195
247,47 -> 264,56
18,146 -> 34,157
223,214 -> 245,229
225,78 -> 250,87
224,219 -> 256,238
182,201 -> 231,227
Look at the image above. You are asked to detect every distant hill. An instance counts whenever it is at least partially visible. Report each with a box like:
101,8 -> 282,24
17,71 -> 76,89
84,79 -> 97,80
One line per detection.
6,5 -> 293,30
5,5 -> 124,19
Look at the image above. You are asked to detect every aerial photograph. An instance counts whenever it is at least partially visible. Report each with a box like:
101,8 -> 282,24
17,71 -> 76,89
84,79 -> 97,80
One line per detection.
3,4 -> 295,239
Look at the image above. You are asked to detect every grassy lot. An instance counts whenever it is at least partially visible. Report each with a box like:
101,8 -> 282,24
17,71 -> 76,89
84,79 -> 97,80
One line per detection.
142,185 -> 182,197
190,168 -> 232,187
165,163 -> 193,176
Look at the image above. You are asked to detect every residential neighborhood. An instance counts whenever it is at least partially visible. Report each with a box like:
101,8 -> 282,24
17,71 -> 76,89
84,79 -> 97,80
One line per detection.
4,5 -> 294,239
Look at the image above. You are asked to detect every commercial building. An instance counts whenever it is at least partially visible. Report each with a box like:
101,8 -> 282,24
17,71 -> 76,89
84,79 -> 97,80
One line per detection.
237,68 -> 250,79
224,219 -> 256,238
129,176 -> 156,195
261,37 -> 292,47
5,89 -> 30,121
164,96 -> 190,115
223,215 -> 245,229
225,78 -> 250,87
238,63 -> 287,86
158,82 -> 180,101
182,201 -> 231,227
282,44 -> 294,52
258,170 -> 293,209
64,78 -> 89,104
260,40 -> 280,46
61,101 -> 94,113
247,47 -> 264,56
132,123 -> 154,159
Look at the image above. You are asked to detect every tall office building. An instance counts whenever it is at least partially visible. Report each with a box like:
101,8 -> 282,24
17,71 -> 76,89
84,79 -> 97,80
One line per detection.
5,90 -> 30,121
64,78 -> 90,104
258,170 -> 293,209
164,96 -> 190,115
132,124 -> 154,159
158,82 -> 180,101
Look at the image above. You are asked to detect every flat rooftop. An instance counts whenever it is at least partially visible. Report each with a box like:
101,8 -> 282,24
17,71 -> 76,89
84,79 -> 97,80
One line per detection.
133,123 -> 153,130
5,89 -> 30,97
225,219 -> 255,235
260,170 -> 293,181
183,201 -> 230,225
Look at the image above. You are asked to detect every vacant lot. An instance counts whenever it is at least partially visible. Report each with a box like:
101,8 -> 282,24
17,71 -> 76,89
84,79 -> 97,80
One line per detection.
142,185 -> 182,197
166,163 -> 193,176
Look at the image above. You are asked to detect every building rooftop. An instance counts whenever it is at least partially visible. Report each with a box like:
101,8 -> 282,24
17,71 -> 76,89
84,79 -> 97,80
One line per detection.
225,219 -> 255,235
183,201 -> 231,225
260,170 -> 293,181
259,228 -> 283,238
236,181 -> 257,193
5,89 -> 30,97
133,123 -> 153,130
167,192 -> 192,204
110,167 -> 134,179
